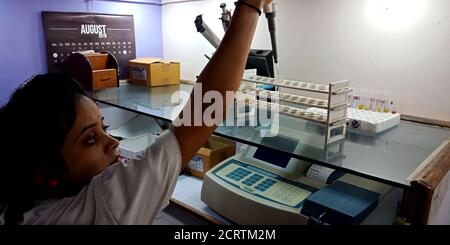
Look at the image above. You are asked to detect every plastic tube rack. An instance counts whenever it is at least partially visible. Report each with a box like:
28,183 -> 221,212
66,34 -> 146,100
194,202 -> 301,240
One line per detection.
240,74 -> 352,144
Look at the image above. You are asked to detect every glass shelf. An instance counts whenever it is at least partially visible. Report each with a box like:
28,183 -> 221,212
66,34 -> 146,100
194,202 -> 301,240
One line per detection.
87,83 -> 450,188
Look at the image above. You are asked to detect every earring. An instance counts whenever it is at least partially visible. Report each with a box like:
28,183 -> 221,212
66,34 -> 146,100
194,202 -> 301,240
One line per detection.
49,179 -> 59,188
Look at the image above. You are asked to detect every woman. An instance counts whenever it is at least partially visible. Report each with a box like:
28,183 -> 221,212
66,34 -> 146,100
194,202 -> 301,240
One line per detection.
0,0 -> 272,224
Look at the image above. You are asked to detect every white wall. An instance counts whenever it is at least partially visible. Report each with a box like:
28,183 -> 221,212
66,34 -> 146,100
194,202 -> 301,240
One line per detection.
162,0 -> 450,122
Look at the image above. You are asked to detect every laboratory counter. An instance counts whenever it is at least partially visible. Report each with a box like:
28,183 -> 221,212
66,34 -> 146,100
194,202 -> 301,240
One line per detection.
87,83 -> 450,188
87,82 -> 450,224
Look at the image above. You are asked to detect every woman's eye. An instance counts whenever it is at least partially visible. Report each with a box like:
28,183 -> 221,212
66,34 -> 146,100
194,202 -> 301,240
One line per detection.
86,133 -> 96,145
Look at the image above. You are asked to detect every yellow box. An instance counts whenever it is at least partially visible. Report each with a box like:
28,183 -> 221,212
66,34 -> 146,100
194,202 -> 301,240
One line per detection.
129,58 -> 180,87
184,136 -> 236,179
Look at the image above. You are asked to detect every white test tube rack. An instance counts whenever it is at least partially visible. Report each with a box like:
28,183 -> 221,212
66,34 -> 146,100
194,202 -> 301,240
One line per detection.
239,74 -> 352,144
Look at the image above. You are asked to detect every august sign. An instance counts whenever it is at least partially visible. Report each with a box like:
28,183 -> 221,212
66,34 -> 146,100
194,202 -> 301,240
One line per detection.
42,11 -> 136,79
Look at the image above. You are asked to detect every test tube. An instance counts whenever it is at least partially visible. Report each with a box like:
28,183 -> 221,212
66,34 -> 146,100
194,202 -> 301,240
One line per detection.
384,92 -> 393,113
356,88 -> 365,110
391,92 -> 400,114
369,89 -> 377,112
353,95 -> 360,109
347,88 -> 354,108
363,88 -> 371,110
376,91 -> 383,113
382,92 -> 388,113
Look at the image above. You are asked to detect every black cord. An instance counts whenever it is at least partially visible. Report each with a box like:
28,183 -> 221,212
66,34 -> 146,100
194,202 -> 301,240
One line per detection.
234,1 -> 262,16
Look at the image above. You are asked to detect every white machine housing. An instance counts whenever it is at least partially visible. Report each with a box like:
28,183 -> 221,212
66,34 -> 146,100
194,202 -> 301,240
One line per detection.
201,146 -> 398,225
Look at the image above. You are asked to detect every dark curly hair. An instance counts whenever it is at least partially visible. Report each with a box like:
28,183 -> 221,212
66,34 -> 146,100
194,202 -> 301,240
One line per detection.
0,73 -> 87,225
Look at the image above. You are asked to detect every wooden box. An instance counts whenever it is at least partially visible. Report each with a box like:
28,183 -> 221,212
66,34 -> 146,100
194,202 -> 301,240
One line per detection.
67,52 -> 119,91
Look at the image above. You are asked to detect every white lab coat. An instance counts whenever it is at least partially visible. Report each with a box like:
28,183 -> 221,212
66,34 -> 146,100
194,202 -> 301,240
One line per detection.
21,130 -> 181,225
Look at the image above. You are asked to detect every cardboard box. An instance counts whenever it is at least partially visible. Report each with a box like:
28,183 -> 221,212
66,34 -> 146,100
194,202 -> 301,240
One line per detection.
129,58 -> 180,87
185,136 -> 236,179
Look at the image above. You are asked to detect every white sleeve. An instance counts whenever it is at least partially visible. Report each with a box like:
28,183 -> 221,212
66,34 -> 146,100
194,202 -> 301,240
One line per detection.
97,130 -> 182,224
22,130 -> 182,225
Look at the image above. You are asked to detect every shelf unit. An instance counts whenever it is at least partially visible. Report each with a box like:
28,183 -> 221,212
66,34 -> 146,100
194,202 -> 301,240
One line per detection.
240,74 -> 352,144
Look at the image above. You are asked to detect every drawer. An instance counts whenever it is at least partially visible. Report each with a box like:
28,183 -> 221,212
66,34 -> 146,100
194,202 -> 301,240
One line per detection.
92,69 -> 117,91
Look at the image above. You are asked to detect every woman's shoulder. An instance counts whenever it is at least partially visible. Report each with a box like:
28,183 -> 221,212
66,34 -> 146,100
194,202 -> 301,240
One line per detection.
21,187 -> 92,225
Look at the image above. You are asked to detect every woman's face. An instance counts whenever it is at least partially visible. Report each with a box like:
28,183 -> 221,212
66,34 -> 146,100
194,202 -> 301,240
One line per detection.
62,95 -> 120,184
